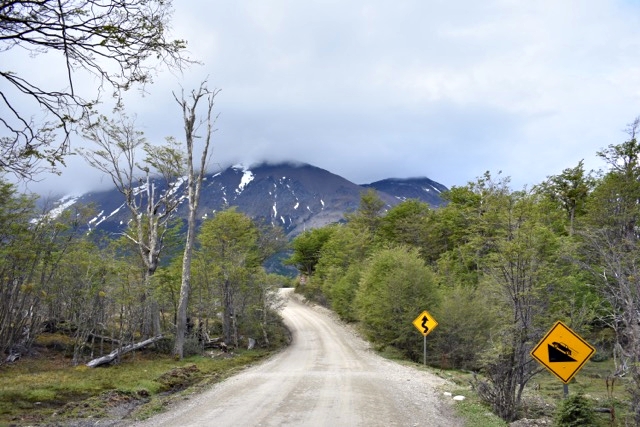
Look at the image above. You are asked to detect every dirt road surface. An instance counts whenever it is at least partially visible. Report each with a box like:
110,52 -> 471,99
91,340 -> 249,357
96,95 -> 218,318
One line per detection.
133,289 -> 462,427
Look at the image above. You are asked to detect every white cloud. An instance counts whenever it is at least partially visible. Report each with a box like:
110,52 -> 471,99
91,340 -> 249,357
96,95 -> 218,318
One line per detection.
10,0 -> 640,194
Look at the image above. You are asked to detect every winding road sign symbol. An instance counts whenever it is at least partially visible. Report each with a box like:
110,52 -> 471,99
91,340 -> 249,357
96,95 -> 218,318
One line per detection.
412,310 -> 438,337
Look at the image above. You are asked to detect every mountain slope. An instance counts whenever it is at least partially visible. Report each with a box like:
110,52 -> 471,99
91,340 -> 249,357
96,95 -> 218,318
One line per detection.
362,177 -> 448,207
47,162 -> 448,236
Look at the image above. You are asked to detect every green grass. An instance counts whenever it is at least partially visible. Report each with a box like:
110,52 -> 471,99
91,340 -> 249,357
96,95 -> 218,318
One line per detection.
0,346 -> 275,426
372,344 -> 632,426
448,391 -> 508,427
531,357 -> 630,426
430,357 -> 631,426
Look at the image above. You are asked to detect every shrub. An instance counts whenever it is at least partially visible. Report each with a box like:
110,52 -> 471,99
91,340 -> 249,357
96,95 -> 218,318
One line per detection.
354,246 -> 439,360
429,285 -> 497,370
554,393 -> 596,427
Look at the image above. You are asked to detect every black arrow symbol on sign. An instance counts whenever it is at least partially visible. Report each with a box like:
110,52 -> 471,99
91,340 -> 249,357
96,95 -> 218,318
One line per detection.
421,315 -> 429,334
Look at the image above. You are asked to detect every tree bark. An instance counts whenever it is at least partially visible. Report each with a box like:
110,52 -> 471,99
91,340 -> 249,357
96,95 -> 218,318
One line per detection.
173,82 -> 219,359
86,335 -> 163,368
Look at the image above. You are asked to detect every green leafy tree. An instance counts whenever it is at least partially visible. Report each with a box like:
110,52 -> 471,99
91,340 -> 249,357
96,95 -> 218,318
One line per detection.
154,256 -> 187,332
457,174 -> 580,422
198,209 -> 259,346
536,160 -> 594,235
474,195 -> 555,421
355,246 -> 439,359
287,227 -> 335,277
376,199 -> 431,250
48,238 -> 115,365
345,188 -> 386,235
588,117 -> 640,239
197,208 -> 285,348
328,263 -> 364,322
424,183 -> 488,285
0,180 -> 90,362
554,394 -> 597,427
314,224 -> 371,320
429,285 -> 497,370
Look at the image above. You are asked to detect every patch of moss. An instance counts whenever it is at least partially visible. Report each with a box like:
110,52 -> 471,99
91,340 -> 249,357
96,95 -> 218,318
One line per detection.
156,364 -> 201,392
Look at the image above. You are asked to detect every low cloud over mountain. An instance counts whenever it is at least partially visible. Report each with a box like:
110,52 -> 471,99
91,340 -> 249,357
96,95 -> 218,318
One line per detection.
44,162 -> 448,236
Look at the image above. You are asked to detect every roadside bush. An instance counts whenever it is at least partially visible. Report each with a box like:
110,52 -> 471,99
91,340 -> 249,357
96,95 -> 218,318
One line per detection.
554,393 -> 596,427
429,285 -> 497,370
355,246 -> 439,360
330,264 -> 362,322
154,336 -> 174,355
183,338 -> 202,357
296,277 -> 327,307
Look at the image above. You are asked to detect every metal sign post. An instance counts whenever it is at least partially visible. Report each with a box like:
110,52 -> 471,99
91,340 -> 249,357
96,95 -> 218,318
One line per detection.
412,310 -> 438,366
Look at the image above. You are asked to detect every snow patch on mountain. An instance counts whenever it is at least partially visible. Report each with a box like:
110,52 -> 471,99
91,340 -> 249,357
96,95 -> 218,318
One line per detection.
32,195 -> 79,224
50,195 -> 79,218
166,176 -> 187,197
132,183 -> 148,196
234,164 -> 254,195
88,211 -> 104,225
88,204 -> 125,231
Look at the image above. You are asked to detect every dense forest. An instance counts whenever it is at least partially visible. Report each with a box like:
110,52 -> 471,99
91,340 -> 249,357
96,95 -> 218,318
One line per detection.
0,180 -> 290,362
287,119 -> 640,423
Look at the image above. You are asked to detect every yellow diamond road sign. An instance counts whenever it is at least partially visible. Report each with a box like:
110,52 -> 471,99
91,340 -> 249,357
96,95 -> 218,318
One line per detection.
412,310 -> 438,337
530,321 -> 596,384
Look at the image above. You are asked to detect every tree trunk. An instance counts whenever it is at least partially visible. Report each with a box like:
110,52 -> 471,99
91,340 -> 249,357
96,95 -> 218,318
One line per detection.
172,82 -> 219,359
174,205 -> 196,359
222,278 -> 232,345
86,335 -> 163,368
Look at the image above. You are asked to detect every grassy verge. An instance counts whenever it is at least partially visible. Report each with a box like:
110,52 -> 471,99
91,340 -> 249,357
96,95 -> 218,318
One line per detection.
0,343 -> 277,426
434,358 -> 629,426
375,345 -> 630,426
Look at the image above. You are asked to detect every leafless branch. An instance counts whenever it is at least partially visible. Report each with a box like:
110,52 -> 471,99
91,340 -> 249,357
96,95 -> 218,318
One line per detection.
1,0 -> 192,179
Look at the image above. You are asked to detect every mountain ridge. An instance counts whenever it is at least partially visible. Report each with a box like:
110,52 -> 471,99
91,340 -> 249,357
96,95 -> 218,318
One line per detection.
44,161 -> 449,236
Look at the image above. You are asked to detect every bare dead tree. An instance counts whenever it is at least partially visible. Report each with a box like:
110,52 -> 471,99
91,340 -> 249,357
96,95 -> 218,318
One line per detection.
580,229 -> 640,423
80,113 -> 184,337
1,0 -> 190,179
173,81 -> 219,359
582,117 -> 640,424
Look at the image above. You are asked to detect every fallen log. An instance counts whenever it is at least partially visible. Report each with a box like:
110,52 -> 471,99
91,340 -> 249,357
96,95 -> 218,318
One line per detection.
86,335 -> 163,368
6,353 -> 20,363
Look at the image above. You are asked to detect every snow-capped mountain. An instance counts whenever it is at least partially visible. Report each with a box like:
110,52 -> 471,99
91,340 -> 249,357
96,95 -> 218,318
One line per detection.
44,162 -> 448,236
363,177 -> 448,207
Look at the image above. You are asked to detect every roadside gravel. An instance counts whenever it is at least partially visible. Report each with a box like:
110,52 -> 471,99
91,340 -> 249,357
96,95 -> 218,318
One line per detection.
130,289 -> 463,427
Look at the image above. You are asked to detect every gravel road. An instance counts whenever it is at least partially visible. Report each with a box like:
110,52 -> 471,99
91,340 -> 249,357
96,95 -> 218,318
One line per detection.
132,289 -> 463,427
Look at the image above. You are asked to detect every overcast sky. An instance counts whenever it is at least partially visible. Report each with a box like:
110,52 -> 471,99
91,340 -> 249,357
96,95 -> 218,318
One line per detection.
14,0 -> 640,195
